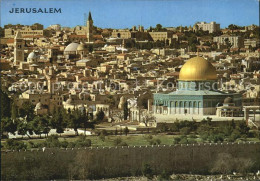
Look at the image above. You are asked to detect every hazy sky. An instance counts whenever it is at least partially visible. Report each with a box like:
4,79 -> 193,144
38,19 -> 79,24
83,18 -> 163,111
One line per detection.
1,0 -> 259,29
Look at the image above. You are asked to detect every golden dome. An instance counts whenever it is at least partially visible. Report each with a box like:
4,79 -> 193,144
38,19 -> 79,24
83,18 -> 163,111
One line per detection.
179,56 -> 217,81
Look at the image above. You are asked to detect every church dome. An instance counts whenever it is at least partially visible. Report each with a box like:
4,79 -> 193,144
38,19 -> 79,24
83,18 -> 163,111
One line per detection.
179,56 -> 217,81
64,43 -> 79,52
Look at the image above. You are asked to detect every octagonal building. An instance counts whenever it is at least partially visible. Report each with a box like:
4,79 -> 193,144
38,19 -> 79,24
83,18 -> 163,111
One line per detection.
153,55 -> 242,119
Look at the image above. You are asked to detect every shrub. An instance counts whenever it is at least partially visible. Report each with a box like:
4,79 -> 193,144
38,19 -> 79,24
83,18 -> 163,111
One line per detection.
179,137 -> 188,144
189,134 -> 197,138
149,138 -> 161,145
253,130 -> 260,139
75,139 -> 91,148
151,129 -> 158,135
118,142 -> 128,146
180,127 -> 191,135
158,170 -> 171,181
144,134 -> 153,140
208,133 -> 224,143
5,139 -> 27,150
169,122 -> 180,132
44,135 -> 60,148
68,142 -> 76,148
75,136 -> 91,147
142,163 -> 153,179
27,141 -> 44,149
188,138 -> 197,144
159,123 -> 168,132
200,132 -> 209,141
173,137 -> 181,144
211,153 -> 235,174
60,140 -> 69,148
211,153 -> 254,175
113,137 -> 122,146
230,129 -> 241,141
99,134 -> 105,142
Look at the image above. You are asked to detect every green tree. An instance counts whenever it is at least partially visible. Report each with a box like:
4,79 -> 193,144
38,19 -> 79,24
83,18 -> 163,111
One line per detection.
41,116 -> 51,138
228,24 -> 239,30
88,45 -> 93,52
31,116 -> 50,138
51,108 -> 66,136
142,163 -> 153,179
1,117 -> 17,136
11,102 -> 18,120
81,108 -> 89,135
123,127 -> 129,136
137,91 -> 152,109
31,116 -> 43,138
19,101 -> 35,121
96,110 -> 105,122
235,121 -> 250,135
114,128 -> 118,135
123,101 -> 128,120
155,24 -> 165,32
0,89 -> 11,118
69,108 -> 82,136
17,121 -> 29,139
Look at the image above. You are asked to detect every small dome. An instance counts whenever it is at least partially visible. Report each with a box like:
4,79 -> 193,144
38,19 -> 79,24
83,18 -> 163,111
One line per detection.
64,43 -> 79,52
66,98 -> 73,104
77,44 -> 87,51
224,97 -> 233,104
35,102 -> 43,109
179,56 -> 217,81
28,52 -> 37,59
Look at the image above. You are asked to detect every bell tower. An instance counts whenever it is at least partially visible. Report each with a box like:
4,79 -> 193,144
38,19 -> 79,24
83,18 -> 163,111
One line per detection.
86,11 -> 93,42
14,31 -> 24,65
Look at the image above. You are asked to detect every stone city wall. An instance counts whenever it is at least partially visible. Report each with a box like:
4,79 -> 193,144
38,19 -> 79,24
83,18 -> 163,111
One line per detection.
2,142 -> 260,178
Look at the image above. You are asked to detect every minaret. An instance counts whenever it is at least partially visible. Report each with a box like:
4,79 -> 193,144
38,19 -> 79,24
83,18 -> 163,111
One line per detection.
14,31 -> 24,65
122,39 -> 125,54
46,66 -> 56,94
86,11 -> 93,42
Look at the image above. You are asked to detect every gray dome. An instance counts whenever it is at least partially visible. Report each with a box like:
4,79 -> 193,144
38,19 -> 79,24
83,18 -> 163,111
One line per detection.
224,97 -> 233,104
77,44 -> 87,51
66,98 -> 73,104
28,52 -> 37,59
35,102 -> 43,109
64,43 -> 79,52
